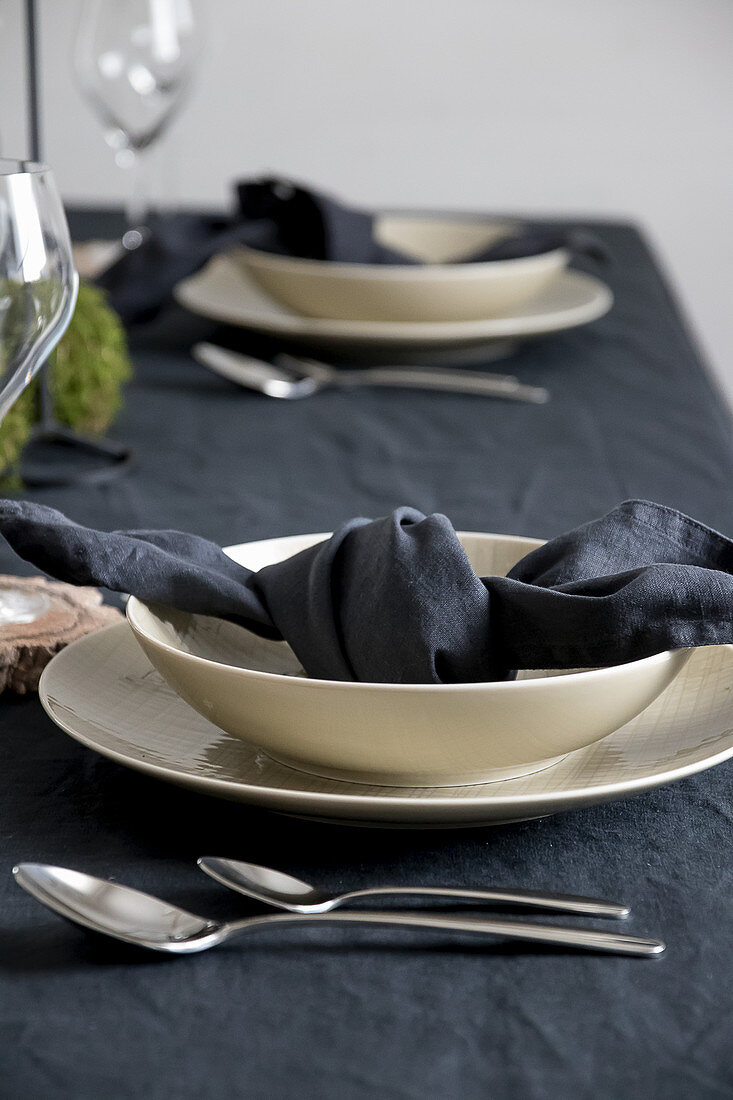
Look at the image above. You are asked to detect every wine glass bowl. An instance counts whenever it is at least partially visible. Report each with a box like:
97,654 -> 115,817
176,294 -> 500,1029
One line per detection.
0,159 -> 78,423
74,0 -> 201,247
0,158 -> 78,623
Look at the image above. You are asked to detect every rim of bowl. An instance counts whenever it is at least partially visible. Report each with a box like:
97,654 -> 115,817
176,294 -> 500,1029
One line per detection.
238,244 -> 569,279
126,525 -> 678,691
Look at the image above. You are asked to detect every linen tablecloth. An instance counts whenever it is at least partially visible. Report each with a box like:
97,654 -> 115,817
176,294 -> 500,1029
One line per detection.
0,213 -> 731,1099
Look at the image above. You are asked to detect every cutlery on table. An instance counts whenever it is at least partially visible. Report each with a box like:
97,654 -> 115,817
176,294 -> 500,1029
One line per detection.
198,857 -> 631,920
12,864 -> 664,957
191,342 -> 550,404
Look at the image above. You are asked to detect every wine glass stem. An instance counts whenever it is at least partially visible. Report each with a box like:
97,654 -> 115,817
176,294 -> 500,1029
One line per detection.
121,149 -> 150,249
39,358 -> 55,429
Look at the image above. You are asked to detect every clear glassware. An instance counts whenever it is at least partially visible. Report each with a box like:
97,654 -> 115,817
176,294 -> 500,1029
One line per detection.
74,0 -> 201,250
0,158 -> 78,623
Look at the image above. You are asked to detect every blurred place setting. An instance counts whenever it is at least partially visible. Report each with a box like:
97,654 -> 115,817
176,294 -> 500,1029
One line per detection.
0,2 -> 731,1098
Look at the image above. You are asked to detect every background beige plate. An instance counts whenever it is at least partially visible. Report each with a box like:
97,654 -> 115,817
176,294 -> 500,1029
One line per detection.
174,253 -> 612,351
39,623 -> 733,828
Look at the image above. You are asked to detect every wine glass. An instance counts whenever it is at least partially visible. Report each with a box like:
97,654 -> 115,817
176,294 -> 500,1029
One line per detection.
74,0 -> 201,250
0,158 -> 78,624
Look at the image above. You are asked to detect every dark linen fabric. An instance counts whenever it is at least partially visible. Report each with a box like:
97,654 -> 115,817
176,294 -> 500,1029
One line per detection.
97,177 -> 605,322
1,215 -> 731,1100
3,498 -> 733,683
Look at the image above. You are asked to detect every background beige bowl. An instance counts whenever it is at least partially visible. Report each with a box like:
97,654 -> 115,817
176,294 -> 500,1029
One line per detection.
236,216 -> 568,323
126,532 -> 690,788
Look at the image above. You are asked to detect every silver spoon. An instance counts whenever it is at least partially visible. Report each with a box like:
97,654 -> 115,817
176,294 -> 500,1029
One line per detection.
13,864 -> 664,957
198,858 -> 631,919
192,342 -> 550,403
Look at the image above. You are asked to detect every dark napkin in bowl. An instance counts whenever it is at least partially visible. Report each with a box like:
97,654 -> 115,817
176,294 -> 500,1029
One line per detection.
96,176 -> 606,323
1,499 -> 731,685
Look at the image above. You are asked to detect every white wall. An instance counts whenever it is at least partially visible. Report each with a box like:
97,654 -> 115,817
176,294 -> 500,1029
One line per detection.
2,0 -> 732,399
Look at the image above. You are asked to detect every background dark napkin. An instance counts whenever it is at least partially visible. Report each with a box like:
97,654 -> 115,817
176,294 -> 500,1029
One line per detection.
1,498 -> 732,684
96,175 -> 604,323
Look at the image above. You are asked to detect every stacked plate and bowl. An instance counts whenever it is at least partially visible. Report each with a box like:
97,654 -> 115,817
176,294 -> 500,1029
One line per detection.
173,214 -> 614,358
39,528 -> 733,828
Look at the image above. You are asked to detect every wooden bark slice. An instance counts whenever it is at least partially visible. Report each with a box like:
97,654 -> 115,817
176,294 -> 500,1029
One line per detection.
0,576 -> 122,694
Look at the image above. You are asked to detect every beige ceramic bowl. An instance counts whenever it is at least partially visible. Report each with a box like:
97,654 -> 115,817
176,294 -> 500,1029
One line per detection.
126,532 -> 690,788
235,216 -> 568,323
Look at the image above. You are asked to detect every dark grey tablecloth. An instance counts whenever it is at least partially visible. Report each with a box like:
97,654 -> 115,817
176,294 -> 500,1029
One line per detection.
1,214 -> 731,1099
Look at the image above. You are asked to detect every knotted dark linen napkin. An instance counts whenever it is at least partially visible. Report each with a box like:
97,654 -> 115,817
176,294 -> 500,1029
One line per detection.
1,499 -> 731,684
97,176 -> 605,323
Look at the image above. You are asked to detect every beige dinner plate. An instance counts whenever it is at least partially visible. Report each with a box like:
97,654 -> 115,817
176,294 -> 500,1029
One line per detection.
173,253 -> 613,352
39,623 -> 733,828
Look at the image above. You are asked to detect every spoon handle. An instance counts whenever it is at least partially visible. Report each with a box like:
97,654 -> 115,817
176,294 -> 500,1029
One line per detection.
289,355 -> 523,387
335,887 -> 629,920
224,911 -> 664,958
296,360 -> 550,404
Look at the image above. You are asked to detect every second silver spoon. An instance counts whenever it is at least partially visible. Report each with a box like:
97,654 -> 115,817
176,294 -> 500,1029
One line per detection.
198,858 -> 630,919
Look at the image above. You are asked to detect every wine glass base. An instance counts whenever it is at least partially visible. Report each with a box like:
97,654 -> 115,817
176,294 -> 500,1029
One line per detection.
122,227 -> 149,251
22,425 -> 134,487
0,588 -> 51,626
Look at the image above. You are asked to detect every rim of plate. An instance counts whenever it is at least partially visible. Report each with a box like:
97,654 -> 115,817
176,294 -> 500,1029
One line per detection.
38,624 -> 733,811
125,530 -> 679,693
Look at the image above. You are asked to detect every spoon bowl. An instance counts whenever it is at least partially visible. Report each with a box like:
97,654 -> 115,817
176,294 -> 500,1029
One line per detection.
12,863 -> 225,953
200,860 -> 333,912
